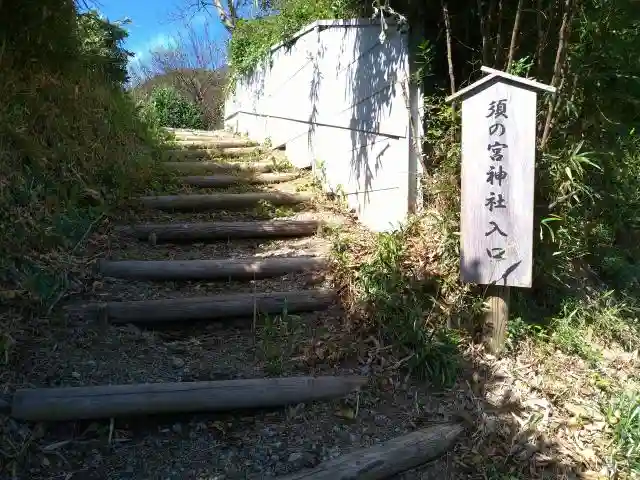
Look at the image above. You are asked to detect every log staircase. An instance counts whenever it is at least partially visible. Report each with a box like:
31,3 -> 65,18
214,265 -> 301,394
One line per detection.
13,128 -> 362,420
5,128 -> 463,479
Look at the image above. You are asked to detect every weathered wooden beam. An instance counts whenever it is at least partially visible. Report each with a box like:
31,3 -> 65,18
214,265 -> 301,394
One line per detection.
99,256 -> 327,281
172,136 -> 227,142
219,146 -> 261,157
163,161 -> 274,174
140,192 -> 313,211
163,148 -> 221,159
176,139 -> 257,148
183,172 -> 299,188
11,376 -> 368,422
118,220 -> 324,242
280,423 -> 465,480
482,285 -> 510,354
86,289 -> 335,324
165,127 -> 228,136
164,147 -> 262,160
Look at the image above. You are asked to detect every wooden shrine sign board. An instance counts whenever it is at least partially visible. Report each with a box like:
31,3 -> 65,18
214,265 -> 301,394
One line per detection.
446,66 -> 556,289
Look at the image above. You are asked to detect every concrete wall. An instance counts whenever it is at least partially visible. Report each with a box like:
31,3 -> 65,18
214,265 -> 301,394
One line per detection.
224,19 -> 422,232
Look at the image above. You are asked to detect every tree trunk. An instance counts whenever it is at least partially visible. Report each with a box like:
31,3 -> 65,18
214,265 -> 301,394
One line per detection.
540,0 -> 576,149
442,2 -> 456,95
506,0 -> 525,71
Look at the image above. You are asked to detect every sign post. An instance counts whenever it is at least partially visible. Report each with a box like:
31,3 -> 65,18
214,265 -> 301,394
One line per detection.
446,66 -> 556,353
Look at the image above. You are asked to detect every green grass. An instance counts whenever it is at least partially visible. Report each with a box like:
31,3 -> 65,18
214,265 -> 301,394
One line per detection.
507,289 -> 640,362
254,200 -> 303,219
605,391 -> 640,476
257,309 -> 306,376
329,217 -> 480,386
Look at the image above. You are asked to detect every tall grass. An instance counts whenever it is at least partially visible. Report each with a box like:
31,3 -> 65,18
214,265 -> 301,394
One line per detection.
0,1 -> 175,309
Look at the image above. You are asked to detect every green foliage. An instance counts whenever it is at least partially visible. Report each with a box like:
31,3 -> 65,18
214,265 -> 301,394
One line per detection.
409,0 -> 640,358
76,10 -> 132,85
257,309 -> 306,375
0,0 -> 78,71
228,0 -> 361,80
134,68 -> 229,128
226,0 -> 640,382
605,391 -> 640,476
139,87 -> 205,129
330,219 -> 481,386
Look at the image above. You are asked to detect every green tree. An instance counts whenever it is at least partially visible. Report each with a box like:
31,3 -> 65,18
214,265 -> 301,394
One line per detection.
76,10 -> 133,86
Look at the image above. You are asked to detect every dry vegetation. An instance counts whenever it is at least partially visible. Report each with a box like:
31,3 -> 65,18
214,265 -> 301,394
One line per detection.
0,0 -> 176,397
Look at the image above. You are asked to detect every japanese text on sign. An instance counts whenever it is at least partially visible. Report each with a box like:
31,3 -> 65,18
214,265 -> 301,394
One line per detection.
485,99 -> 509,261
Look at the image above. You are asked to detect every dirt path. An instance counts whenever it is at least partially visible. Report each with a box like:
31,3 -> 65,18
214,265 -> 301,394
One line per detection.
4,131 -> 470,480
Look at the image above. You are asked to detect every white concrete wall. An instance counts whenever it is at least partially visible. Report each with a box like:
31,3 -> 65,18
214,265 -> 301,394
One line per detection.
224,19 -> 420,232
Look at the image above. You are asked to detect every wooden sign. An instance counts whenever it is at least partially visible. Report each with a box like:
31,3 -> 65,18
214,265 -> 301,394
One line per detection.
446,66 -> 556,288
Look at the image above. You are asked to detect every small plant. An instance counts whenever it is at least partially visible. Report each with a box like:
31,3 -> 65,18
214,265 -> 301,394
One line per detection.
313,158 -> 328,190
333,183 -> 348,208
257,308 -> 305,375
605,391 -> 640,476
268,156 -> 294,172
329,218 -> 475,385
505,317 -> 547,352
254,200 -> 299,219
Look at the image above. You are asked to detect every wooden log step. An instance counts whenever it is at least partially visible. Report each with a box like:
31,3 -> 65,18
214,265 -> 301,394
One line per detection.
140,192 -> 313,211
173,135 -> 231,142
164,146 -> 262,159
11,375 -> 367,422
219,146 -> 261,157
98,256 -> 328,281
165,127 -> 228,136
183,172 -> 299,188
88,289 -> 335,324
119,219 -> 324,242
172,133 -> 227,140
163,160 -> 274,173
280,423 -> 465,480
163,148 -> 221,159
176,139 -> 257,148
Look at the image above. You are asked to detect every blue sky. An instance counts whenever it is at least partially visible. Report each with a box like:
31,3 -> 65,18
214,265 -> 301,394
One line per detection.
94,0 -> 230,65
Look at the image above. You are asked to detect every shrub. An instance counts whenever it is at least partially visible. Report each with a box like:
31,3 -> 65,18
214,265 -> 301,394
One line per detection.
139,86 -> 205,129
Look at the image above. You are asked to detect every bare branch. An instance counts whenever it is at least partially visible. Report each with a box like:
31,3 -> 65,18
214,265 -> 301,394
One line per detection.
540,0 -> 577,149
442,1 -> 456,96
